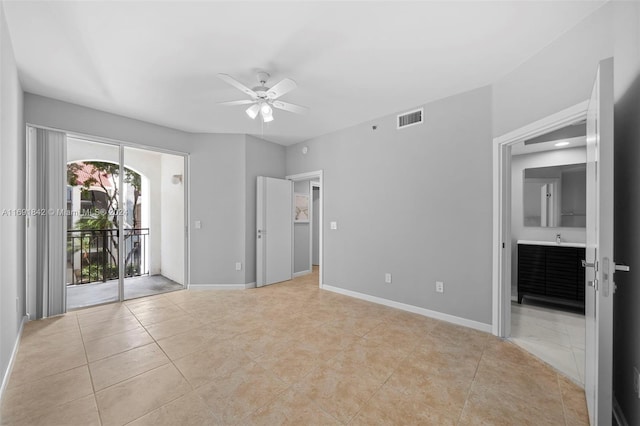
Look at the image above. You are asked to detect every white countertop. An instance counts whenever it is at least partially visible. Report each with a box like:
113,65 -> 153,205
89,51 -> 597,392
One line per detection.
517,240 -> 586,248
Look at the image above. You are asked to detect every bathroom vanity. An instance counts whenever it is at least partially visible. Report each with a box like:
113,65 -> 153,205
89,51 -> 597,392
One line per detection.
517,240 -> 586,312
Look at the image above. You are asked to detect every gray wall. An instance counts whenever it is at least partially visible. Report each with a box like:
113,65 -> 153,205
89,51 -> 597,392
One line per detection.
293,180 -> 311,274
24,94 -> 248,286
493,2 -> 613,136
0,3 -> 25,391
612,2 -> 640,424
188,133 -> 246,285
313,186 -> 320,265
245,135 -> 286,284
286,86 -> 493,325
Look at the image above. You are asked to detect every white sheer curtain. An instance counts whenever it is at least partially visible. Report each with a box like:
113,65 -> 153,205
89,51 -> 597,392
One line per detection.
28,127 -> 67,318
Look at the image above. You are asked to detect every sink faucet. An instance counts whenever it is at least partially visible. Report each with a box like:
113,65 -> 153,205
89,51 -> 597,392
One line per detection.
556,234 -> 561,244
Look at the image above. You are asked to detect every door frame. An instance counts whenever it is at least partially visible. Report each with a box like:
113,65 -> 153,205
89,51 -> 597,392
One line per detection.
310,180 -> 321,270
286,170 -> 324,288
25,124 -> 190,312
492,102 -> 588,337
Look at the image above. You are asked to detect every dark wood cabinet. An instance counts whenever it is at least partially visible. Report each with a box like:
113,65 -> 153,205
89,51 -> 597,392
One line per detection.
517,243 -> 585,312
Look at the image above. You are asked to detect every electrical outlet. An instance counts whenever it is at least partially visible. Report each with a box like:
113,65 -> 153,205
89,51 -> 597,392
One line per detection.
436,281 -> 444,293
235,262 -> 242,271
385,273 -> 392,284
634,366 -> 640,398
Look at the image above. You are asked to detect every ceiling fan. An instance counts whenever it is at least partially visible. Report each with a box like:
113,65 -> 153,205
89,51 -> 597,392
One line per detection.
217,72 -> 308,123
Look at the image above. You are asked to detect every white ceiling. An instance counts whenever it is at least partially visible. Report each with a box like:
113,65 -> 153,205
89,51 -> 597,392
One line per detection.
3,1 -> 606,145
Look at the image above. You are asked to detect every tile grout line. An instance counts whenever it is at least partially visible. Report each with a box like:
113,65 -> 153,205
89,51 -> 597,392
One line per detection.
120,297 -> 205,424
557,373 -> 571,426
97,295 -> 201,426
77,312 -> 104,426
345,341 -> 416,425
455,335 -> 491,425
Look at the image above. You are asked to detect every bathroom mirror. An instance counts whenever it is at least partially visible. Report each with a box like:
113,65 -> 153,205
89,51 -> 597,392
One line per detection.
523,163 -> 586,228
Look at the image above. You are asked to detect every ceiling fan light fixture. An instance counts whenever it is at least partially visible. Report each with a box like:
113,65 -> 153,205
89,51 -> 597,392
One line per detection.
246,103 -> 260,120
218,72 -> 307,123
262,108 -> 274,123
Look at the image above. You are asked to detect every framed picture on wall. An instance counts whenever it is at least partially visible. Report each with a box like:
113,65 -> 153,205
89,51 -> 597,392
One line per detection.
294,193 -> 310,223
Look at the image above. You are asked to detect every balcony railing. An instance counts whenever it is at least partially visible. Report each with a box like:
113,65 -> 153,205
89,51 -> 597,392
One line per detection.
67,228 -> 149,285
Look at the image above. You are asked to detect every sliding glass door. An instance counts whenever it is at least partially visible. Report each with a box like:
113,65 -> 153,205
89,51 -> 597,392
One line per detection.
63,136 -> 186,309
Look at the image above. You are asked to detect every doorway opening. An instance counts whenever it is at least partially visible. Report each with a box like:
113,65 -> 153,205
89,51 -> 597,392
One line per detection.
493,102 -> 589,385
286,171 -> 323,288
509,125 -> 588,385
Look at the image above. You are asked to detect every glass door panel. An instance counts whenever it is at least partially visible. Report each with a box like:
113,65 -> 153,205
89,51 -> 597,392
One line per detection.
66,137 -> 121,309
122,146 -> 185,300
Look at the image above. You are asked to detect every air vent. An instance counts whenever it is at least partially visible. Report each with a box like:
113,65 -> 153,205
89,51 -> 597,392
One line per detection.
397,108 -> 423,129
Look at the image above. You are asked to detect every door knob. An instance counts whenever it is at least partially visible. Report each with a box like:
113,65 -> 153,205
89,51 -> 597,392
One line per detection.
614,263 -> 630,272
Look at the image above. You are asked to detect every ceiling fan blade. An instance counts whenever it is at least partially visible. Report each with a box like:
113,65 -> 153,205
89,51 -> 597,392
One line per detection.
218,100 -> 255,106
217,73 -> 257,98
266,78 -> 297,99
272,100 -> 309,115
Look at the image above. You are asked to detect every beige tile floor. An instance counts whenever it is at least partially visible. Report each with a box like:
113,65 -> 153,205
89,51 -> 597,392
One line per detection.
1,269 -> 589,425
511,303 -> 585,387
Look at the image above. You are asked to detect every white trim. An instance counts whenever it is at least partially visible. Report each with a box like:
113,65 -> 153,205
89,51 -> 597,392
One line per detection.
184,154 -> 191,290
293,270 -> 311,278
492,101 -> 589,337
613,397 -> 629,426
311,181 -> 320,270
0,316 -> 27,400
323,285 -> 491,333
285,170 -> 323,289
308,180 -> 313,270
118,144 -> 125,302
245,282 -> 256,289
493,101 -> 589,146
188,284 -> 246,290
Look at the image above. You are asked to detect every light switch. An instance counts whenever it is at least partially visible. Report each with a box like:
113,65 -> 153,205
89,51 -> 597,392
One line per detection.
195,220 -> 201,229
330,221 -> 338,230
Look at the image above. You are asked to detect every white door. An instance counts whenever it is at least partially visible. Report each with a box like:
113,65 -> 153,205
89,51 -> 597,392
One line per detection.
256,176 -> 292,287
584,58 -> 614,426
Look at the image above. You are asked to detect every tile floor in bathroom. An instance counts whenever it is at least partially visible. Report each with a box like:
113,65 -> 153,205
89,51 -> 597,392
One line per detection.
511,301 -> 585,387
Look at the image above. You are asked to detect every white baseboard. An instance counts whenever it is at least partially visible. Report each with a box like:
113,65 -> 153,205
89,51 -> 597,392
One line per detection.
613,396 -> 629,426
245,282 -> 256,289
188,284 -> 246,290
293,270 -> 311,278
0,316 -> 27,400
322,285 -> 492,333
